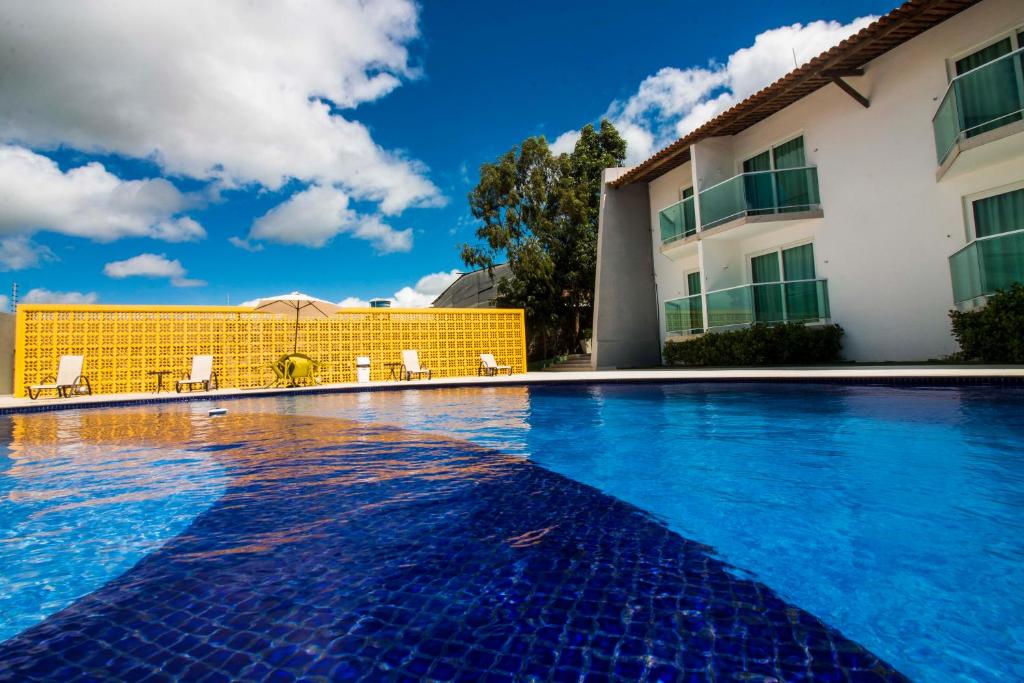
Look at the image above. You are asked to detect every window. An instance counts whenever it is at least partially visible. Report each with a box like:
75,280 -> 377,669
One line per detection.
749,243 -> 819,323
680,186 -> 697,236
972,187 -> 1024,239
686,271 -> 701,296
951,31 -> 1024,138
741,136 -> 812,215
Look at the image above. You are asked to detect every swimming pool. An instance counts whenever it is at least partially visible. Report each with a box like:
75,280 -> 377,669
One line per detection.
1,382 -> 1021,681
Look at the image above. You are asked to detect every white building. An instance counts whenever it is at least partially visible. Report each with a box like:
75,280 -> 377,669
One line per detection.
592,0 -> 1024,366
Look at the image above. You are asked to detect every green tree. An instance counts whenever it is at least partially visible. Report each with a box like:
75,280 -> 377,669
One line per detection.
461,120 -> 626,359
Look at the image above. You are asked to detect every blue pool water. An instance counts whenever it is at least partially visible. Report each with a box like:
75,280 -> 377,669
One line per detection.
286,383 -> 1024,681
1,382 -> 1022,681
0,409 -> 226,641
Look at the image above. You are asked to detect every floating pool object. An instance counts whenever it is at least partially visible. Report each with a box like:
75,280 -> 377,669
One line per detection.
208,408 -> 228,416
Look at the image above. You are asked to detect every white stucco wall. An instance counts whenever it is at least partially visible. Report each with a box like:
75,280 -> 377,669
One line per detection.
636,0 -> 1024,362
647,163 -> 698,339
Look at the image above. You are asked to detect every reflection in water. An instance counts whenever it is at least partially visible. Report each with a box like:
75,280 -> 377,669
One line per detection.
236,383 -> 1024,682
0,410 -> 227,641
0,402 -> 904,682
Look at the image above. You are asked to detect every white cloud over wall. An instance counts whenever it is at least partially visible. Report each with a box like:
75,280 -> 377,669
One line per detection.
554,16 -> 876,164
0,146 -> 205,270
103,253 -> 205,287
0,0 -> 441,216
21,288 -> 98,304
246,185 -> 412,254
337,269 -> 462,308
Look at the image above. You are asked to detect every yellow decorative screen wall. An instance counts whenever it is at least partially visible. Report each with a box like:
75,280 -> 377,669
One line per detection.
14,305 -> 526,397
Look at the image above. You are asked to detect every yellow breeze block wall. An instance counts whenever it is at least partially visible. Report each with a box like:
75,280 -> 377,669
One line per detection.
14,305 -> 527,397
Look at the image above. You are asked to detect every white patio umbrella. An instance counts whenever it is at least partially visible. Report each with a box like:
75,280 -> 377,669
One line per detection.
249,292 -> 342,352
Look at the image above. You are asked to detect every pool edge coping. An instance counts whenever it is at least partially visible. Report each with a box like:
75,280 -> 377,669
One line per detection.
2,368 -> 1023,416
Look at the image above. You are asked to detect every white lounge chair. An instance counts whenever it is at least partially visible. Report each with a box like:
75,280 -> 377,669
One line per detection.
176,355 -> 217,392
27,355 -> 91,399
479,353 -> 512,376
401,350 -> 432,381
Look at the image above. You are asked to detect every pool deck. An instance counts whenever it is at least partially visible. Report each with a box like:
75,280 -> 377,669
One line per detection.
2,365 -> 1022,413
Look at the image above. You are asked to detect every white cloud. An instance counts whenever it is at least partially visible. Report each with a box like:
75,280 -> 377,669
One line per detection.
0,236 -> 56,271
351,216 -> 413,254
337,269 -> 461,308
549,130 -> 581,156
103,253 -> 205,287
0,295 -> 8,311
246,185 -> 412,254
0,0 -> 441,215
0,145 -> 205,246
553,16 -> 875,164
227,236 -> 263,253
21,288 -> 98,304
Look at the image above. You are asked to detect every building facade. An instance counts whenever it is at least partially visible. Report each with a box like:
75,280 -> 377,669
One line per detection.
431,264 -> 511,309
593,0 -> 1024,367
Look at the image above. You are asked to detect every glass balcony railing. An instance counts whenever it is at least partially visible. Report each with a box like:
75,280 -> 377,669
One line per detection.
664,293 -> 704,335
658,195 -> 697,244
933,47 -> 1024,165
705,279 -> 830,329
698,167 -> 821,229
949,229 -> 1024,304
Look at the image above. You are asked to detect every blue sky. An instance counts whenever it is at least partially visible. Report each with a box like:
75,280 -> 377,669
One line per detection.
0,0 -> 894,309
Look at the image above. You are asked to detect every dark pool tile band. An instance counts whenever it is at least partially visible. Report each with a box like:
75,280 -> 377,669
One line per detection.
2,372 -> 1023,416
0,413 -> 909,682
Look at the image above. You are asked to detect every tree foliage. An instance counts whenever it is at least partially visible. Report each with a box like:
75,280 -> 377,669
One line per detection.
461,120 -> 626,358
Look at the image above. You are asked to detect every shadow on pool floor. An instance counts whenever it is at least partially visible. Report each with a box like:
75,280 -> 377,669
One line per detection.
0,410 -> 907,682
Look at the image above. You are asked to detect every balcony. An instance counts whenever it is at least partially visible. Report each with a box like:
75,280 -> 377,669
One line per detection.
949,229 -> 1024,306
705,279 -> 830,330
933,48 -> 1024,175
664,294 -> 704,336
698,167 -> 822,231
658,195 -> 697,244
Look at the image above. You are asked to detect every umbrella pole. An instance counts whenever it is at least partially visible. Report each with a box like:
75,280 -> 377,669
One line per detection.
294,305 -> 300,353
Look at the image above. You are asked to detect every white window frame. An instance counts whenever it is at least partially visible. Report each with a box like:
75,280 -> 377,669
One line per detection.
737,133 -> 807,175
679,185 -> 694,201
963,179 -> 1024,242
684,269 -> 701,297
744,239 -> 816,284
946,26 -> 1024,81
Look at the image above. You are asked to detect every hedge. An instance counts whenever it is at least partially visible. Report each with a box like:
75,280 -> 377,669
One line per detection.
664,323 -> 844,367
949,283 -> 1024,363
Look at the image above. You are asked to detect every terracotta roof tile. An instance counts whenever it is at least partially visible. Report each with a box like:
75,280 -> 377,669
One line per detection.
609,0 -> 979,188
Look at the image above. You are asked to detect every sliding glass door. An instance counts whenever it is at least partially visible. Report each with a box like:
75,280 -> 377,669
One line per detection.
741,136 -> 811,217
751,243 -> 819,324
954,36 -> 1023,138
782,243 -> 819,321
751,252 -> 784,323
742,150 -> 773,217
772,137 -> 810,214
971,187 -> 1024,294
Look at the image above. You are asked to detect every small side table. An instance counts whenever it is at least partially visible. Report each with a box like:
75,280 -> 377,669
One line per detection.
383,362 -> 404,381
148,370 -> 172,394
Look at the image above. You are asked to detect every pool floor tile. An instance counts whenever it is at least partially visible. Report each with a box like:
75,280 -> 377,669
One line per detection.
0,412 -> 909,682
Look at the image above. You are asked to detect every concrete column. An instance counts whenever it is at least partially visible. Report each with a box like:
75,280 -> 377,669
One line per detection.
592,168 -> 661,369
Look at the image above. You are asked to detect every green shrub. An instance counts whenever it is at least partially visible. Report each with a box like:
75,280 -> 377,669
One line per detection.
663,323 -> 844,367
949,283 -> 1024,363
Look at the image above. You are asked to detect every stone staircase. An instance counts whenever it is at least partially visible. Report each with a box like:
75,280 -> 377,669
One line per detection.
543,353 -> 592,372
